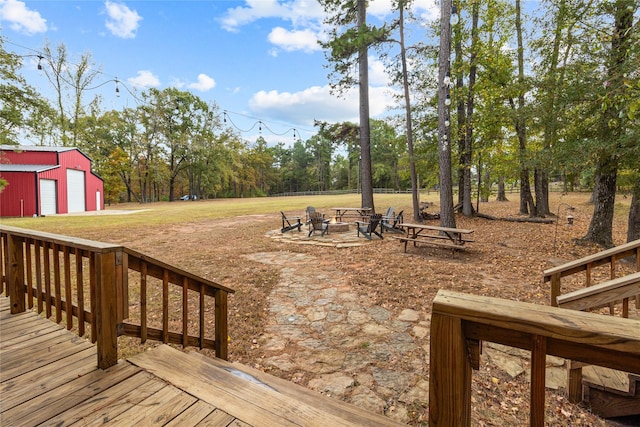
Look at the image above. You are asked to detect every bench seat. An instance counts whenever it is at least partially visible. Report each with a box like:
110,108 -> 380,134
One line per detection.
394,236 -> 471,252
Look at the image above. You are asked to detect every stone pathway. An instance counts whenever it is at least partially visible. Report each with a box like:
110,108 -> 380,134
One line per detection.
246,250 -> 430,423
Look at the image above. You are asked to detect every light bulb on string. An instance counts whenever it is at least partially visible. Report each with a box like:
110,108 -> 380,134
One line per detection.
443,62 -> 451,86
37,55 -> 43,70
445,94 -> 451,106
450,4 -> 459,26
115,79 -> 120,97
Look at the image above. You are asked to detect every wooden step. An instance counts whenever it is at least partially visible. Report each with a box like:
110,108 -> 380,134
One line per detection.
583,367 -> 640,418
128,344 -> 403,427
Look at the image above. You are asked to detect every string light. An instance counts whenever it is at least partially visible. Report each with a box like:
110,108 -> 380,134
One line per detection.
450,4 -> 459,26
7,38 -> 314,141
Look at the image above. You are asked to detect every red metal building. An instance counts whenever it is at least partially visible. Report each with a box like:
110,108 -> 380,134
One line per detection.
0,145 -> 104,217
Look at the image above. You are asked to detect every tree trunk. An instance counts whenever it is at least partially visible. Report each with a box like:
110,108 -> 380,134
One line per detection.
583,157 -> 617,248
514,0 -> 535,217
628,175 -> 640,242
497,176 -> 508,201
399,2 -> 420,222
456,33 -> 465,208
461,0 -> 479,218
437,0 -> 456,229
535,168 -> 550,216
358,0 -> 374,212
481,168 -> 490,203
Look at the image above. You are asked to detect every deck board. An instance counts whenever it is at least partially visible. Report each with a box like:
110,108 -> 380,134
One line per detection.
584,365 -> 631,395
1,350 -> 97,411
0,296 -> 403,426
164,401 -> 219,426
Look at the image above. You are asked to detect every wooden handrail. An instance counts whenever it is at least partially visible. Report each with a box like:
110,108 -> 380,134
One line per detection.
1,225 -> 234,368
543,239 -> 640,306
556,271 -> 640,313
429,290 -> 640,427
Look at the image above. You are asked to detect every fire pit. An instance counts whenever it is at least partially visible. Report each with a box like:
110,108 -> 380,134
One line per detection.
327,220 -> 350,233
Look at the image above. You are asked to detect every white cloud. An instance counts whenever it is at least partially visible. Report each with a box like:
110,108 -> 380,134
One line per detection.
413,0 -> 439,23
188,74 -> 216,92
369,56 -> 391,86
104,1 -> 141,39
127,70 -> 160,88
220,0 -> 324,33
0,0 -> 47,35
248,84 -> 394,127
367,0 -> 393,18
268,27 -> 321,53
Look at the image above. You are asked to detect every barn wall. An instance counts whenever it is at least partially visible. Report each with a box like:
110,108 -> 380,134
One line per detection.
38,167 -> 68,214
86,172 -> 104,211
2,150 -> 58,166
0,171 -> 38,217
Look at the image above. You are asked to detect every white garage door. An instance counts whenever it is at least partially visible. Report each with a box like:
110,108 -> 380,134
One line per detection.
40,179 -> 57,215
66,169 -> 86,213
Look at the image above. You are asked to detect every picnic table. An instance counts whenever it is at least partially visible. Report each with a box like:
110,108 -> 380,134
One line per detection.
331,207 -> 372,222
396,223 -> 474,253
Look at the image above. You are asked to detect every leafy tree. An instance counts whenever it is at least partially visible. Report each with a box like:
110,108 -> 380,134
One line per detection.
305,134 -> 334,192
40,43 -> 101,147
370,119 -> 404,189
316,120 -> 360,190
0,37 -> 53,145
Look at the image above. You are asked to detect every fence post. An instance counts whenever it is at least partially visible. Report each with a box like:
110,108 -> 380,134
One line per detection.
94,250 -> 119,369
7,233 -> 26,314
214,289 -> 229,360
429,312 -> 472,427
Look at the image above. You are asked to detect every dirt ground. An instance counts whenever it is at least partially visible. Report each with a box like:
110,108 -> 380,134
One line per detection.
83,192 -> 636,426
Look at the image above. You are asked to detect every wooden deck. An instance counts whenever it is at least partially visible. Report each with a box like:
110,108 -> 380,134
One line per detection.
0,297 -> 403,426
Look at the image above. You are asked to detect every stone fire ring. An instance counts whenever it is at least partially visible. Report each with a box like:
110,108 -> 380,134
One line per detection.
327,221 -> 350,233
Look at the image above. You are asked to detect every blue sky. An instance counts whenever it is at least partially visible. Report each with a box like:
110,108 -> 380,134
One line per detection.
1,0 -> 440,144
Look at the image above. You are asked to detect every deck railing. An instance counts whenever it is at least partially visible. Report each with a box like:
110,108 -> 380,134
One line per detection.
428,290 -> 640,427
542,240 -> 640,403
0,225 -> 234,369
543,239 -> 640,308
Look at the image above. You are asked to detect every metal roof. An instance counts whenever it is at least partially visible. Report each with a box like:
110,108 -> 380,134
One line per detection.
0,164 -> 59,173
1,145 -> 76,153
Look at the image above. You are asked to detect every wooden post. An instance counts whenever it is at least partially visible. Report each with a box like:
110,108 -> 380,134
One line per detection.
530,334 -> 547,427
214,289 -> 229,360
94,251 -> 118,369
115,249 -> 128,323
566,361 -> 583,403
7,233 -> 26,314
429,313 -> 472,427
550,273 -> 561,307
636,248 -> 640,308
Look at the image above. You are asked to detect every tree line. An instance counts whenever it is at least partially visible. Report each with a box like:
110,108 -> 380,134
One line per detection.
1,0 -> 639,247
